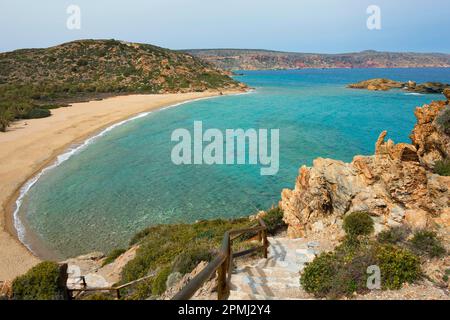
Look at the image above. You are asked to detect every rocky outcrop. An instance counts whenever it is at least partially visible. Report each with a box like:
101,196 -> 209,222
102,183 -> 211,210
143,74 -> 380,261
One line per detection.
64,245 -> 139,289
410,100 -> 450,168
348,78 -> 450,94
280,100 -> 450,240
348,78 -> 404,91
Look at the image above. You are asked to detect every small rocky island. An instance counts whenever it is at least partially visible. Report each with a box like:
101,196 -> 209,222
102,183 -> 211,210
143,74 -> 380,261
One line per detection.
348,78 -> 450,94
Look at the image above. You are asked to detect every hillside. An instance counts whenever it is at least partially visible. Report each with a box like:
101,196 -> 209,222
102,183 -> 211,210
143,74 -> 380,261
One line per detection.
0,39 -> 243,131
185,49 -> 450,70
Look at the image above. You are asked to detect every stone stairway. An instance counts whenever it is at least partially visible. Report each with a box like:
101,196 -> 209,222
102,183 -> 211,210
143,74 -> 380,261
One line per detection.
228,237 -> 320,300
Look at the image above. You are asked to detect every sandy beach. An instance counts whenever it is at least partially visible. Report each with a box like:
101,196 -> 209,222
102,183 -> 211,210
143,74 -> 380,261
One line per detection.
0,90 -> 240,281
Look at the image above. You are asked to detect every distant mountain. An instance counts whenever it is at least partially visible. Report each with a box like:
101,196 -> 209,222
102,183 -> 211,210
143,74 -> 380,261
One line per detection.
0,39 -> 244,131
184,49 -> 450,70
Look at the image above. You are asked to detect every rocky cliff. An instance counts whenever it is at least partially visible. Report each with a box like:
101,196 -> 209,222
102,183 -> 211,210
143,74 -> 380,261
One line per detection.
280,98 -> 450,242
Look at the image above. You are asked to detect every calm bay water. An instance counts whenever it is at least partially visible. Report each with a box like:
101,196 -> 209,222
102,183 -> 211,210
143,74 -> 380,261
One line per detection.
18,68 -> 450,259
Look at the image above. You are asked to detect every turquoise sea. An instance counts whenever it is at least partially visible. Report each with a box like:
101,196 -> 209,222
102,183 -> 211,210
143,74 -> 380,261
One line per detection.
17,68 -> 450,259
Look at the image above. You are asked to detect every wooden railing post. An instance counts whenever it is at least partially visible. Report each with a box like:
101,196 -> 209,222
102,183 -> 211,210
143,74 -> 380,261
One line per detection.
262,229 -> 268,259
217,234 -> 230,300
173,222 -> 268,300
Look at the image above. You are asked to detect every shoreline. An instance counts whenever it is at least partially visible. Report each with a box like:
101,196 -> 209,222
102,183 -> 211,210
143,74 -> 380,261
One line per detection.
0,89 -> 245,281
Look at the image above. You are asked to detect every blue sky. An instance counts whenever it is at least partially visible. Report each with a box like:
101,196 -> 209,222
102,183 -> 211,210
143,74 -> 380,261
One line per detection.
0,0 -> 449,53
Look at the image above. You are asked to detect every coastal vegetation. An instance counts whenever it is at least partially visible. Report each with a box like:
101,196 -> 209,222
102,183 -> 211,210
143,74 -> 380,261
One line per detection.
0,39 -> 242,131
433,159 -> 450,176
119,208 -> 284,299
102,248 -> 127,267
436,106 -> 450,135
300,211 -> 423,298
410,230 -> 446,258
6,208 -> 283,300
11,262 -> 67,300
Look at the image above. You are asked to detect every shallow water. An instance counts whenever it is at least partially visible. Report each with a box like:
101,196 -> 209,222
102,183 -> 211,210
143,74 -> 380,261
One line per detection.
18,68 -> 450,258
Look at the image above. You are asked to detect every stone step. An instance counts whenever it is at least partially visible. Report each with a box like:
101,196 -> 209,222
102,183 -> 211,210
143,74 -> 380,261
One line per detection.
269,246 -> 319,255
228,290 -> 303,300
229,281 -> 310,299
268,238 -> 321,249
268,251 -> 316,263
252,258 -> 306,272
233,265 -> 300,278
231,274 -> 301,287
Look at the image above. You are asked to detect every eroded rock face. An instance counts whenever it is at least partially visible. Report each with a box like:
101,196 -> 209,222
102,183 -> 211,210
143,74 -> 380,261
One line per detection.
410,100 -> 450,168
64,245 -> 139,289
280,101 -> 450,239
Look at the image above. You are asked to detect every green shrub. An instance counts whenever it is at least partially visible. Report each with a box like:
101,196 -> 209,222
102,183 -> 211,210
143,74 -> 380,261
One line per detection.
82,293 -> 112,300
102,248 -> 126,267
121,218 -> 252,283
12,262 -> 66,300
443,269 -> 450,282
300,252 -> 337,297
410,230 -> 446,258
22,108 -> 51,119
343,211 -> 374,238
152,266 -> 172,296
301,237 -> 422,297
262,207 -> 286,235
0,107 -> 14,132
127,279 -> 154,300
377,226 -> 410,244
329,248 -> 376,298
376,245 -> 421,290
436,107 -> 450,135
171,247 -> 213,275
433,159 -> 450,176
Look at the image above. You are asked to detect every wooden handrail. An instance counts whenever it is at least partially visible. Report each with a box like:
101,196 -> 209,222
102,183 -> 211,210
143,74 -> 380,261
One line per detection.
67,274 -> 153,300
172,218 -> 269,300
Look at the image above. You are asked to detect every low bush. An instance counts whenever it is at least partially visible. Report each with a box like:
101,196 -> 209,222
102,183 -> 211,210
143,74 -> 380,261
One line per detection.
436,107 -> 450,135
121,218 -> 252,284
22,108 -> 51,119
343,211 -> 374,238
376,245 -> 421,290
82,293 -> 112,300
329,248 -> 377,298
262,207 -> 286,235
443,269 -> 450,283
171,247 -> 214,275
300,252 -> 337,298
377,226 -> 410,244
12,262 -> 66,300
410,230 -> 446,258
433,159 -> 450,176
152,266 -> 172,296
102,248 -> 126,267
